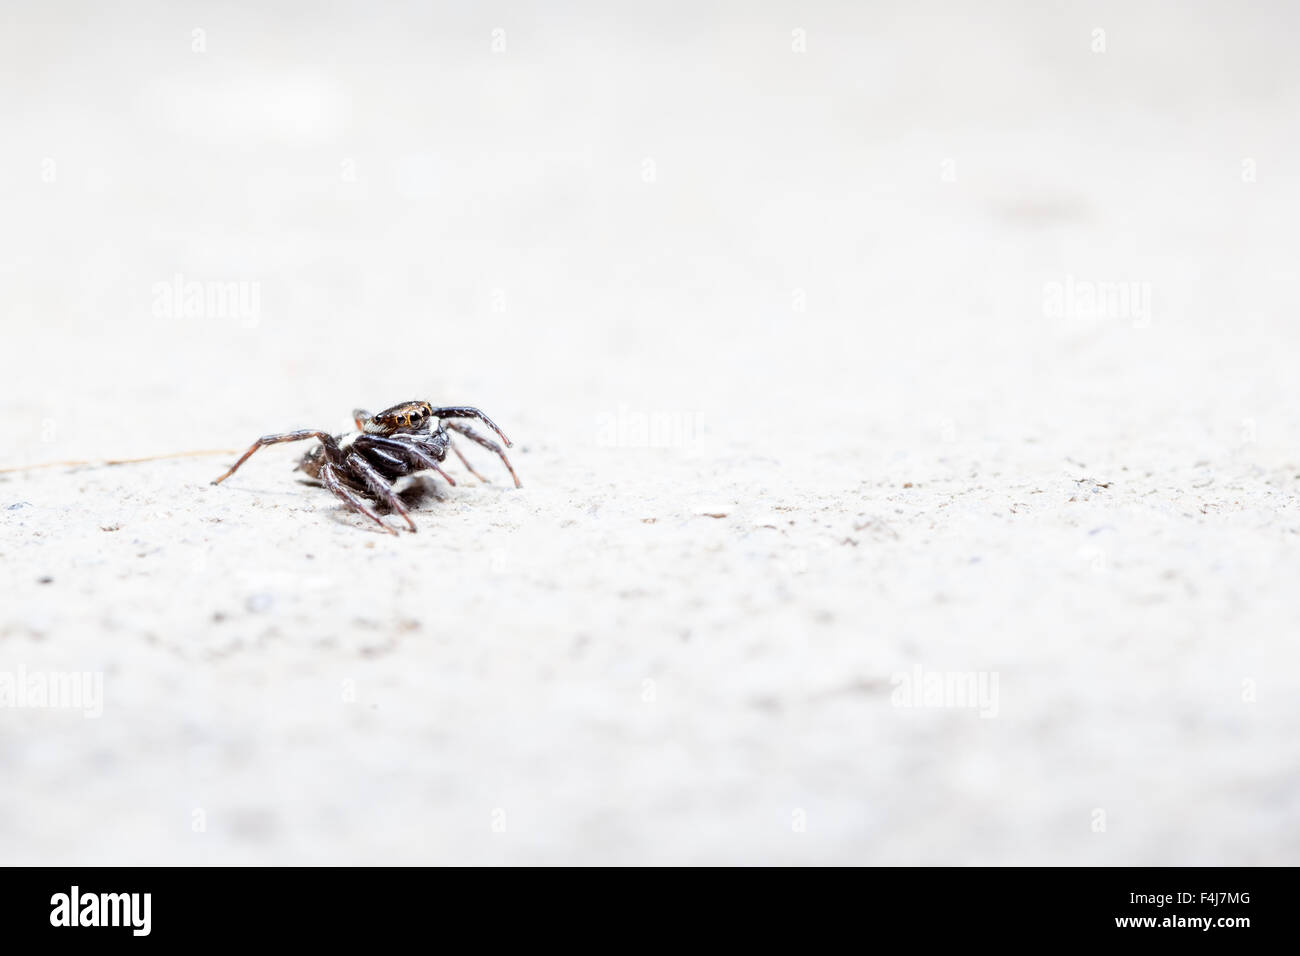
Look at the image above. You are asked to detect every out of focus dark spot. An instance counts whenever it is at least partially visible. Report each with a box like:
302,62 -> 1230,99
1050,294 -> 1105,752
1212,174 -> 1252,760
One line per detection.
229,808 -> 278,841
992,196 -> 1090,227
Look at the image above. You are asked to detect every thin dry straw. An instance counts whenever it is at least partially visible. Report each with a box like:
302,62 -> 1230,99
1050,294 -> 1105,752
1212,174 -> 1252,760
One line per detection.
0,449 -> 238,475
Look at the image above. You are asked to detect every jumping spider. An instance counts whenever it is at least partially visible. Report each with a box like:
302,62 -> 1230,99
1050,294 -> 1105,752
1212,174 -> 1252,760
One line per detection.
212,401 -> 520,534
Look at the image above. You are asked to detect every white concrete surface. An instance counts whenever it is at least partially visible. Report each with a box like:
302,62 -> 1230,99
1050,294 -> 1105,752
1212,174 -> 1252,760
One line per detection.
2,1 -> 1298,864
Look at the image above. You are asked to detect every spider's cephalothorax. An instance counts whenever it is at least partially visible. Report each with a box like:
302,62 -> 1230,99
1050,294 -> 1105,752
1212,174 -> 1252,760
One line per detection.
212,401 -> 521,535
361,400 -> 435,434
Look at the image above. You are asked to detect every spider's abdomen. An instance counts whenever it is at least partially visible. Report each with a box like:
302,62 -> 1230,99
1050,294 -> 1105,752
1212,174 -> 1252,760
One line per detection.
295,443 -> 328,479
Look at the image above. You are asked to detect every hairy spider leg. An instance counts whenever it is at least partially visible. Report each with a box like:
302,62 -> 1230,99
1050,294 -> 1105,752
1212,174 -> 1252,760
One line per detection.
447,440 -> 488,482
345,452 -> 417,532
444,421 -> 521,488
354,435 -> 456,486
427,407 -> 514,447
320,461 -> 398,535
213,430 -> 343,485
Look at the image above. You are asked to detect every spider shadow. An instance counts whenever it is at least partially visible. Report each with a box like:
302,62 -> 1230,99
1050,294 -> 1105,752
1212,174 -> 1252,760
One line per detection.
310,475 -> 453,534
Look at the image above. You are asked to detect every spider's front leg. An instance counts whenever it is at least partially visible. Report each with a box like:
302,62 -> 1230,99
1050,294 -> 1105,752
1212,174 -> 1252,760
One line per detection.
444,422 -> 521,487
319,462 -> 399,535
354,434 -> 457,486
447,441 -> 489,482
344,452 -> 418,532
212,430 -> 342,485
427,407 -> 513,447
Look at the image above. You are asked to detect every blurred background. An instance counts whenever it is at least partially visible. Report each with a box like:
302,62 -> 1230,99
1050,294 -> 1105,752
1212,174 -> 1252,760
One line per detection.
4,0 -> 1298,463
1,1 -> 1298,864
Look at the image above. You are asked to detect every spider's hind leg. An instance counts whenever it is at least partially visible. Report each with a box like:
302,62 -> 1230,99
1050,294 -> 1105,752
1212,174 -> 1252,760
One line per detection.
213,430 -> 341,485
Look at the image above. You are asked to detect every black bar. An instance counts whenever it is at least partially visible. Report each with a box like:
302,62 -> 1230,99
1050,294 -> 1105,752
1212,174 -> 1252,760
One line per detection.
0,866 -> 1282,945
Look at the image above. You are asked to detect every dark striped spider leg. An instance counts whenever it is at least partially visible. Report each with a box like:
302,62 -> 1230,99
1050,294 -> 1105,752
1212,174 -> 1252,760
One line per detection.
443,421 -> 521,488
213,430 -> 341,485
352,434 -> 457,486
212,430 -> 399,535
354,405 -> 520,487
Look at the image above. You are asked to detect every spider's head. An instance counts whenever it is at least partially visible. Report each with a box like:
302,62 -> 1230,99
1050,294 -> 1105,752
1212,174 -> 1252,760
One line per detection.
361,400 -> 435,435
